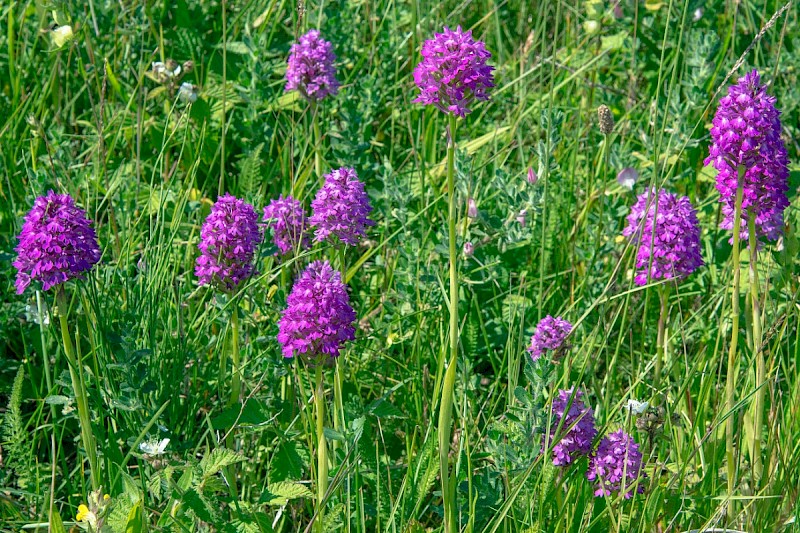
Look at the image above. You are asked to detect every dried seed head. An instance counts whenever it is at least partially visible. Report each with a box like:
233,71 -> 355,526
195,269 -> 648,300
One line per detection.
597,104 -> 614,135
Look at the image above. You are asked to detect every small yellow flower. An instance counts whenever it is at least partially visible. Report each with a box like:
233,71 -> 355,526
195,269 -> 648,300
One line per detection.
76,504 -> 90,522
103,494 -> 110,501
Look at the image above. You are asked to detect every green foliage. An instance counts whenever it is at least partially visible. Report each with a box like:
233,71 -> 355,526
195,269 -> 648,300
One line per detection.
1,0 -> 800,531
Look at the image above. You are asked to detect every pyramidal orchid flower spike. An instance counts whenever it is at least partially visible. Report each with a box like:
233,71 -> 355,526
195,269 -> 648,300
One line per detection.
195,194 -> 261,292
622,188 -> 703,286
285,29 -> 339,102
705,69 -> 789,243
413,26 -> 495,117
263,195 -> 310,255
587,429 -> 645,499
528,315 -> 572,361
310,167 -> 374,246
13,190 -> 101,294
277,260 -> 356,360
547,389 -> 597,466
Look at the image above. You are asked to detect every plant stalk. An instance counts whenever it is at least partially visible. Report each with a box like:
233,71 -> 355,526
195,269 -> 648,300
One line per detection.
56,289 -> 99,491
438,113 -> 459,533
315,364 -> 329,533
747,214 -> 764,484
312,101 -> 322,178
725,165 -> 745,517
654,284 -> 670,396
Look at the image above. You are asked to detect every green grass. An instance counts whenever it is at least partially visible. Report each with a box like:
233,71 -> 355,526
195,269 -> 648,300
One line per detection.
2,0 -> 800,531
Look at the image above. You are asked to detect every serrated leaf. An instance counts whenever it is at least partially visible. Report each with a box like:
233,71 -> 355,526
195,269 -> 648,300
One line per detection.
200,447 -> 244,478
260,481 -> 312,505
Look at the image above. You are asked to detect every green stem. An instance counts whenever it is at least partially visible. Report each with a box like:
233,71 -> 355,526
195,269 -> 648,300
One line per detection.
312,102 -> 322,178
334,247 -> 347,449
57,289 -> 99,491
227,302 -> 241,408
747,214 -> 764,485
225,300 -> 241,498
725,165 -> 745,517
654,284 -> 670,398
37,291 -> 57,423
314,364 -> 329,533
438,113 -> 459,533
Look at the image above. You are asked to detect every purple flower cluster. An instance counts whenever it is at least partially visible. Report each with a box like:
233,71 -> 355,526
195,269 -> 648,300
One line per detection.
528,315 -> 572,361
586,429 -> 645,498
705,70 -> 789,242
285,29 -> 339,102
413,26 -> 495,117
13,191 -> 101,294
195,194 -> 261,291
263,195 -> 310,255
547,389 -> 597,466
277,260 -> 356,359
622,188 -> 703,286
310,167 -> 374,246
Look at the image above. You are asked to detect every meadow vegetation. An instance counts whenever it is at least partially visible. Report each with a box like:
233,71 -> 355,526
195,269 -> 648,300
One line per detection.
1,0 -> 800,531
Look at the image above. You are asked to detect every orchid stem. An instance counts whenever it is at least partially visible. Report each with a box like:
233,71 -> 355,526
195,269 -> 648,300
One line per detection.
57,288 -> 99,491
747,214 -> 764,485
314,364 -> 329,533
725,165 -> 746,518
438,113 -> 459,533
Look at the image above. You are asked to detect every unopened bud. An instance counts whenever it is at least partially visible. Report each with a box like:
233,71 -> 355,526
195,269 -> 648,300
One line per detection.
467,198 -> 478,219
597,104 -> 614,135
463,242 -> 474,257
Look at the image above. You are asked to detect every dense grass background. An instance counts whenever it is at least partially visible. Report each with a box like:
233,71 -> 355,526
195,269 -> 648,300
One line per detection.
2,0 -> 800,531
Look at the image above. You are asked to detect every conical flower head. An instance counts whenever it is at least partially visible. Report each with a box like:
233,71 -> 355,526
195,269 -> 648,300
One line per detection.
622,188 -> 703,286
13,190 -> 101,294
587,429 -> 645,498
547,388 -> 597,466
285,29 -> 339,102
413,26 -> 495,117
310,167 -> 374,246
263,195 -> 310,255
195,194 -> 261,291
528,315 -> 572,361
277,260 -> 356,359
705,69 -> 789,242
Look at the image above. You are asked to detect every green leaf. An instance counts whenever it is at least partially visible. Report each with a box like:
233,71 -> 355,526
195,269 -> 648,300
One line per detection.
260,481 -> 312,505
124,501 -> 144,533
323,427 -> 346,442
211,400 -> 271,429
368,399 -> 403,418
218,41 -> 252,55
182,488 -> 216,523
45,395 -> 71,405
49,508 -> 67,533
270,440 -> 307,481
200,447 -> 244,478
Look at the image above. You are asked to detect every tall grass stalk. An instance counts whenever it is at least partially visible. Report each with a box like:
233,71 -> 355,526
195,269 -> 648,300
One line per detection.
314,363 -> 329,533
438,113 -> 459,533
747,214 -> 764,484
56,288 -> 99,491
725,165 -> 746,516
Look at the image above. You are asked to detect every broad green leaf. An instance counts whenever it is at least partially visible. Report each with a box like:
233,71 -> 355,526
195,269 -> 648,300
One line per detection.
200,447 -> 244,478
